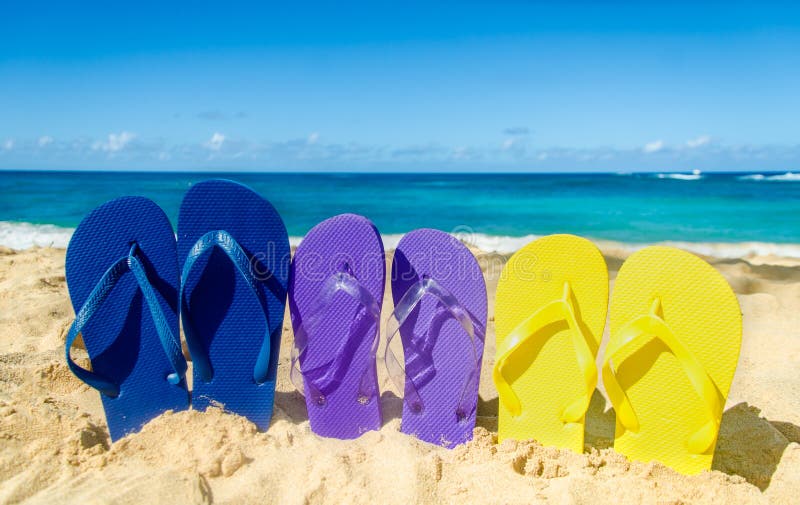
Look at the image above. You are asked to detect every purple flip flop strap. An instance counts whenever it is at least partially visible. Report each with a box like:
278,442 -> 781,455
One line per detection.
384,276 -> 484,421
291,265 -> 381,407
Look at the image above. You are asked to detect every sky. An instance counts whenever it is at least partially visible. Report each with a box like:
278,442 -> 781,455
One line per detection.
1,1 -> 799,172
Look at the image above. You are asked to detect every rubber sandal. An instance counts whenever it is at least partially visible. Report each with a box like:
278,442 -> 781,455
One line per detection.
288,214 -> 385,439
386,229 -> 487,448
65,196 -> 188,441
603,246 -> 742,474
493,234 -> 608,452
178,179 -> 290,430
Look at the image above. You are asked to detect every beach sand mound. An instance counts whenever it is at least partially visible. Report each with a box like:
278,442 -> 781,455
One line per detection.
1,246 -> 798,504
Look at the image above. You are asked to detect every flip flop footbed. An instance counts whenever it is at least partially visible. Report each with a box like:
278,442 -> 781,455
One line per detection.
495,234 -> 608,452
66,196 -> 188,440
607,246 -> 741,474
391,229 -> 487,448
289,214 -> 385,439
178,180 -> 289,430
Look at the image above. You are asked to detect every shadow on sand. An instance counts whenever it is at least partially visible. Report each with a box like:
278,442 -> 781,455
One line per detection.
278,381 -> 797,491
584,392 -> 798,491
274,389 -> 309,423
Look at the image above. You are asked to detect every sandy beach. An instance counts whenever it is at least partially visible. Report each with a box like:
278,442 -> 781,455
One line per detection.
1,244 -> 798,504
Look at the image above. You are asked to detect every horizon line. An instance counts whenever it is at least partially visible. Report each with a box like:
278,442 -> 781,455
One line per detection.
0,168 -> 796,176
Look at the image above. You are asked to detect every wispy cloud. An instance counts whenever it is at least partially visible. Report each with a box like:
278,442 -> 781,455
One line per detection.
197,110 -> 248,121
686,135 -> 711,148
501,125 -> 532,157
204,132 -> 226,151
501,135 -> 531,157
503,126 -> 530,136
643,140 -> 664,153
391,143 -> 448,159
92,131 -> 136,152
451,146 -> 481,161
1,131 -> 798,172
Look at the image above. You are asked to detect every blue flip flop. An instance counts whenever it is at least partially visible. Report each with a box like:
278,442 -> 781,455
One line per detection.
177,179 -> 290,430
65,196 -> 189,441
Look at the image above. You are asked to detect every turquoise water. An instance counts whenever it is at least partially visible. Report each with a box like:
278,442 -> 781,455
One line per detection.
1,171 -> 798,248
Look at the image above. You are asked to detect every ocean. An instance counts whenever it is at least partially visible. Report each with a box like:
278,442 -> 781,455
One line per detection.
1,170 -> 799,256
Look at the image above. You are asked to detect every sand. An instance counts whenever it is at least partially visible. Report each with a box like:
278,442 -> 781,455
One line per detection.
1,245 -> 798,504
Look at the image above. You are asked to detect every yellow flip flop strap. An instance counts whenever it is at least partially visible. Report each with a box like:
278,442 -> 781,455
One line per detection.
492,282 -> 597,422
601,299 -> 723,454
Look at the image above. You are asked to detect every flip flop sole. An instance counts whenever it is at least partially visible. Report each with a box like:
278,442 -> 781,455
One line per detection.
608,246 -> 741,474
289,214 -> 385,439
495,234 -> 608,452
392,229 -> 487,448
178,180 -> 289,430
66,196 -> 188,441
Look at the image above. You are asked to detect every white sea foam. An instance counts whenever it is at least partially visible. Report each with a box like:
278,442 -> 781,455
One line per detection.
0,221 -> 75,249
455,234 -> 800,259
3,222 -> 800,259
591,239 -> 800,260
298,232 -> 800,258
737,174 -> 766,181
655,170 -> 703,181
738,172 -> 800,182
767,172 -> 800,181
290,233 -> 408,250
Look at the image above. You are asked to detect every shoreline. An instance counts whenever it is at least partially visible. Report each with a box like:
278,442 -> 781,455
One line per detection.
3,220 -> 800,260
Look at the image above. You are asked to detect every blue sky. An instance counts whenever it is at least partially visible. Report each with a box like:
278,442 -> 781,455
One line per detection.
1,1 -> 798,172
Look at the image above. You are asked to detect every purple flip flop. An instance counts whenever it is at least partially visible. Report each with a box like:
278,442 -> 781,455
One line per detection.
386,229 -> 487,448
288,214 -> 385,439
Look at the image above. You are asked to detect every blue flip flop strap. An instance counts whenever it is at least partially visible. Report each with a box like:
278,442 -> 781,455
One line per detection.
180,230 -> 272,384
291,269 -> 381,405
65,244 -> 187,398
384,277 -> 484,419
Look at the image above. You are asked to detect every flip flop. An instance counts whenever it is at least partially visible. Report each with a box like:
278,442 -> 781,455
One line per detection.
602,246 -> 742,474
288,214 -> 385,439
177,179 -> 289,430
386,229 -> 487,448
493,234 -> 608,452
65,196 -> 188,441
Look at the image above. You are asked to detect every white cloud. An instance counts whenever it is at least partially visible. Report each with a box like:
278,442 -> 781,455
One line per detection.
643,140 -> 664,153
502,134 -> 530,153
502,137 -> 525,151
451,146 -> 482,161
686,135 -> 711,148
38,136 -> 54,147
92,131 -> 136,152
452,146 -> 468,160
205,132 -> 225,151
2,130 -> 798,172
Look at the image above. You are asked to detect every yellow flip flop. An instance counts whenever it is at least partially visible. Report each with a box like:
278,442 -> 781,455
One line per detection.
493,235 -> 608,452
603,246 -> 742,475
